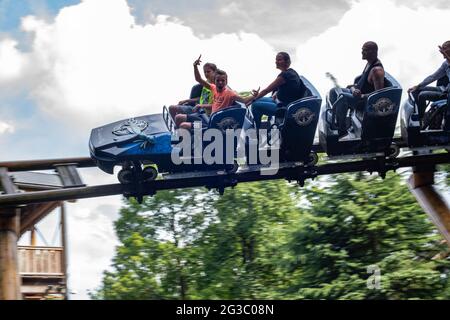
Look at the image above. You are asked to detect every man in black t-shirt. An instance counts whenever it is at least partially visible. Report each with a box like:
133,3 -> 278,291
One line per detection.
329,41 -> 386,138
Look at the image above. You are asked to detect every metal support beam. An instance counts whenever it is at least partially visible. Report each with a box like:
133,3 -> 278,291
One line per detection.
0,138 -> 409,173
55,164 -> 85,188
0,153 -> 449,207
0,157 -> 95,172
0,167 -> 18,194
408,167 -> 450,247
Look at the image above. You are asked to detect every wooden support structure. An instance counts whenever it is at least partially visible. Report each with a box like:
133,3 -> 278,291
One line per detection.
0,167 -> 22,300
0,209 -> 21,300
20,202 -> 62,235
408,166 -> 450,247
0,166 -> 80,299
60,204 -> 68,300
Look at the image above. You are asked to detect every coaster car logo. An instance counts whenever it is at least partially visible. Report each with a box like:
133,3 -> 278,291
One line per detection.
371,98 -> 395,116
217,117 -> 239,133
293,108 -> 315,126
113,118 -> 148,136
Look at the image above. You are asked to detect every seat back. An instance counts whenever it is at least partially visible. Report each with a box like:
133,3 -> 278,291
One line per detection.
278,77 -> 322,161
208,105 -> 247,133
437,75 -> 449,88
360,72 -> 402,141
190,84 -> 203,99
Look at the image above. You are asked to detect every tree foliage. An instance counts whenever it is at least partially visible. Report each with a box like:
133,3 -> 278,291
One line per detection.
91,172 -> 450,300
288,173 -> 449,299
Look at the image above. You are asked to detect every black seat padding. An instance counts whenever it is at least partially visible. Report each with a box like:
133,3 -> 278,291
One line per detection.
437,75 -> 449,88
188,84 -> 204,106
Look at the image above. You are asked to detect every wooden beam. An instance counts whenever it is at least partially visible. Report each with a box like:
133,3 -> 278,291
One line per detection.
0,166 -> 21,300
20,202 -> 61,236
60,204 -> 68,300
408,170 -> 450,247
0,209 -> 21,300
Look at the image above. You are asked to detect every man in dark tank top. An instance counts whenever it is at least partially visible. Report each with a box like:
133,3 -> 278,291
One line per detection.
329,41 -> 386,138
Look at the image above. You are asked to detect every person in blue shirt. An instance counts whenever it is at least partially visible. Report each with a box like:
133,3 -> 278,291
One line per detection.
408,40 -> 450,123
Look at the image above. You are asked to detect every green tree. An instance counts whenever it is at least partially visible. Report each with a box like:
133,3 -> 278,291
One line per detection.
92,172 -> 449,300
91,181 -> 302,299
91,187 -> 214,299
191,180 -> 301,299
288,172 -> 449,299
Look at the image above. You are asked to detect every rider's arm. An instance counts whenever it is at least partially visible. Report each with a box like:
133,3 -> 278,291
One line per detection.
372,67 -> 385,91
194,104 -> 212,112
194,64 -> 210,90
235,94 -> 257,105
179,97 -> 200,105
252,76 -> 285,101
361,67 -> 384,99
417,62 -> 447,89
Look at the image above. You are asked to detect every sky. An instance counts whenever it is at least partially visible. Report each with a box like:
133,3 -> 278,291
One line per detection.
1,0 -> 450,299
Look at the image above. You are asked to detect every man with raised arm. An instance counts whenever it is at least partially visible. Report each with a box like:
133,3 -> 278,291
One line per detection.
175,55 -> 258,130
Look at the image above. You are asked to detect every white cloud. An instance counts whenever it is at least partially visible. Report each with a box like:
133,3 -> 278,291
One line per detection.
66,196 -> 121,300
64,167 -> 124,299
7,0 -> 450,300
12,0 -> 275,131
1,0 -> 276,300
0,38 -> 27,83
0,121 -> 15,134
295,0 -> 450,100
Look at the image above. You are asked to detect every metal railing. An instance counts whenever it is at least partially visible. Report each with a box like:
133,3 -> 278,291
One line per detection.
162,105 -> 176,134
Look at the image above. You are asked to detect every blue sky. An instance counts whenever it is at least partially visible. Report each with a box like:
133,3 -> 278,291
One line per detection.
1,0 -> 450,300
0,0 -> 83,159
0,0 -> 80,31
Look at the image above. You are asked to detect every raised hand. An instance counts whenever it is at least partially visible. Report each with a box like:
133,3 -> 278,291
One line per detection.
251,87 -> 260,97
352,88 -> 362,98
193,54 -> 202,66
408,85 -> 418,93
193,104 -> 202,112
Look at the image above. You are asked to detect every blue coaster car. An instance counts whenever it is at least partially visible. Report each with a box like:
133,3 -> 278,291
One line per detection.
243,76 -> 322,165
400,76 -> 450,151
89,105 -> 247,183
319,72 -> 402,158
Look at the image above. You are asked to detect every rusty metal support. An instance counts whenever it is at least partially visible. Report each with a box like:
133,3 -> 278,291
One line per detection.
408,166 -> 450,247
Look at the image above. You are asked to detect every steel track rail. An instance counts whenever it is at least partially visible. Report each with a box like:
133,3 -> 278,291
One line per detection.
1,153 -> 448,207
0,137 -> 408,172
